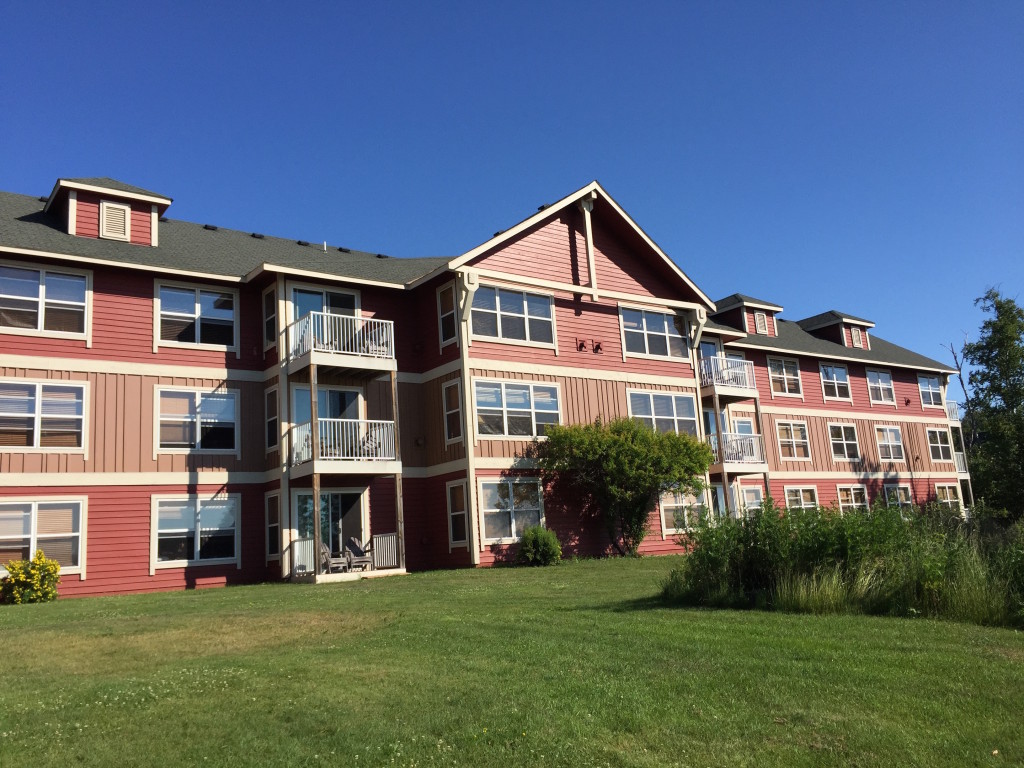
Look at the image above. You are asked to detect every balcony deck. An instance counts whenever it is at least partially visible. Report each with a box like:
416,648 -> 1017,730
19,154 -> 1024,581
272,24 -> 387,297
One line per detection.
290,418 -> 401,477
946,400 -> 961,422
699,356 -> 758,401
285,311 -> 396,374
707,432 -> 769,475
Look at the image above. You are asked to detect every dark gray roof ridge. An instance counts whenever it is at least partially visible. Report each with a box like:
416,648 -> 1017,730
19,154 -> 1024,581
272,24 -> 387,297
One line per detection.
714,292 -> 784,313
798,309 -> 875,330
61,177 -> 172,201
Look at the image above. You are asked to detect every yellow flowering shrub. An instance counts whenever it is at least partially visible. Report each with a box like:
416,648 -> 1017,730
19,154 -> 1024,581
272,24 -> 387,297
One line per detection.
1,550 -> 61,604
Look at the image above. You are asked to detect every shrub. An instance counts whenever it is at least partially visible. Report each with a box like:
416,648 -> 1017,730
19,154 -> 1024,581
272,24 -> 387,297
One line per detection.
517,526 -> 562,566
1,550 -> 61,605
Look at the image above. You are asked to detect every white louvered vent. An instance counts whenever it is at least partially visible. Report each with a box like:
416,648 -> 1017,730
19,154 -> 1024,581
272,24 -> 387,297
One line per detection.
754,311 -> 768,335
100,201 -> 130,241
851,327 -> 863,348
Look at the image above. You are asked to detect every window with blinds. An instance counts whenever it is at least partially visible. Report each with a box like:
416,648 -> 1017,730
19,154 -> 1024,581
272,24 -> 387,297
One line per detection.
0,264 -> 88,336
158,284 -> 236,347
157,389 -> 238,452
0,500 -> 83,571
0,381 -> 85,449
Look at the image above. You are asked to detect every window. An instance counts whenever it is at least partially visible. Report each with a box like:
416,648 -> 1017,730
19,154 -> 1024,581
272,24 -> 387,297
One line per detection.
768,357 -> 801,395
152,495 -> 239,568
265,494 -> 280,560
754,311 -> 768,335
867,369 -> 896,405
265,388 -> 278,451
828,423 -> 860,461
471,286 -> 553,344
884,485 -> 913,510
820,363 -> 851,400
661,491 -> 700,533
741,487 -> 764,513
474,380 -> 559,438
776,421 -> 810,460
837,486 -> 868,512
785,487 -> 818,510
447,481 -> 468,547
918,375 -> 942,407
158,389 -> 238,452
851,327 -> 863,348
480,479 -> 543,542
99,200 -> 130,241
628,391 -> 698,435
263,288 -> 276,348
936,484 -> 960,507
438,283 -> 458,348
620,307 -> 688,359
875,426 -> 905,461
927,429 -> 953,461
0,264 -> 88,337
707,484 -> 728,517
0,381 -> 85,450
443,380 -> 463,444
0,499 -> 84,573
158,284 -> 237,348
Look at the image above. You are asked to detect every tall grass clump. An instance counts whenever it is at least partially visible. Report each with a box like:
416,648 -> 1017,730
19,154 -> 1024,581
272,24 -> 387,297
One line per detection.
662,499 -> 1023,628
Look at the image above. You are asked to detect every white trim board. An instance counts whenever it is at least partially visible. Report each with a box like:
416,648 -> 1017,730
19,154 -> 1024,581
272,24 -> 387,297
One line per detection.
759,403 -> 954,426
0,471 -> 272,487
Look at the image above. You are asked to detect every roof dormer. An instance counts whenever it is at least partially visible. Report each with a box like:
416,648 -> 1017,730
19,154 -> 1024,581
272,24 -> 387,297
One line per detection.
712,293 -> 783,338
44,177 -> 172,247
797,310 -> 875,350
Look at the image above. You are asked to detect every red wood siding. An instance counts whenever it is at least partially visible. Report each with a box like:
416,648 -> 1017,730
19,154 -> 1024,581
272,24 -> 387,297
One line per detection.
401,473 -> 473,571
766,477 -> 957,511
74,192 -> 154,246
745,309 -> 776,337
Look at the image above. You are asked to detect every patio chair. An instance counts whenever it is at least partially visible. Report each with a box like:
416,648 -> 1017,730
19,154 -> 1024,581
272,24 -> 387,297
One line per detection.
320,541 -> 349,574
345,536 -> 374,571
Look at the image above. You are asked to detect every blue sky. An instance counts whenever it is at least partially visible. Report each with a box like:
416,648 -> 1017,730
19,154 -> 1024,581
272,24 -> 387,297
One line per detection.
2,2 -> 1021,397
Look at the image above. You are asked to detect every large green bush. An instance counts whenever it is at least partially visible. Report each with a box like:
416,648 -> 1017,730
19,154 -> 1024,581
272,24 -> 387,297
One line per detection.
517,525 -> 562,566
1,550 -> 61,605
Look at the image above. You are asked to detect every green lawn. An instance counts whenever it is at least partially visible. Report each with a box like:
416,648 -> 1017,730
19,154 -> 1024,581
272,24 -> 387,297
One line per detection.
1,557 -> 1021,767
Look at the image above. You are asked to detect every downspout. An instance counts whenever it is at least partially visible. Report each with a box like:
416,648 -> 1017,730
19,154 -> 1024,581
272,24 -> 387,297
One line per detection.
578,192 -> 599,300
457,270 -> 481,564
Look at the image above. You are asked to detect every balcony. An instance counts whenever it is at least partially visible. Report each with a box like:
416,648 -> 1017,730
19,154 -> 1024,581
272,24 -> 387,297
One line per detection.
946,401 -> 960,421
707,432 -> 769,474
290,532 -> 403,582
955,451 -> 969,475
290,418 -> 401,477
286,312 -> 396,374
699,356 -> 758,399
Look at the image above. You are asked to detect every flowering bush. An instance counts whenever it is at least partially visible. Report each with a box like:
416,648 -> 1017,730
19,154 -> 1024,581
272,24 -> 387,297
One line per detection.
1,550 -> 61,604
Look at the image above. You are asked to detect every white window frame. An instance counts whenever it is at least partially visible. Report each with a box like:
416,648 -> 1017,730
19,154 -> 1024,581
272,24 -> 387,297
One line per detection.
99,200 -> 131,242
478,477 -> 545,544
850,327 -> 864,348
0,378 -> 88,454
754,311 -> 768,335
627,390 -> 699,436
437,282 -> 459,351
927,428 -> 954,462
875,425 -> 905,462
473,379 -> 562,440
470,284 -> 556,349
265,492 -> 281,562
741,487 -> 764,514
262,286 -> 277,351
733,417 -> 755,435
442,379 -> 463,446
827,422 -> 860,462
784,486 -> 818,510
446,479 -> 469,550
149,493 -> 242,573
837,485 -> 869,513
265,386 -> 279,453
155,280 -> 240,355
286,282 -> 362,325
776,420 -> 811,461
0,497 -> 87,578
884,484 -> 914,510
154,386 -> 241,457
660,491 -> 700,535
918,374 -> 943,408
935,484 -> 961,507
767,356 -> 802,398
0,259 -> 93,343
867,368 -> 897,407
618,305 -> 690,362
290,486 -> 370,551
819,363 -> 852,401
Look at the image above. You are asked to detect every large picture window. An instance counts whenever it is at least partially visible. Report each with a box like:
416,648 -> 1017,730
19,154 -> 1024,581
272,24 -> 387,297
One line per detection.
620,308 -> 687,359
867,369 -> 896,404
158,389 -> 238,452
158,284 -> 236,347
153,495 -> 239,567
0,499 -> 84,573
768,357 -> 802,395
875,426 -> 905,461
0,264 -> 88,336
474,380 -> 559,438
480,479 -> 543,542
0,381 -> 85,449
471,286 -> 553,344
776,421 -> 810,459
628,391 -> 698,435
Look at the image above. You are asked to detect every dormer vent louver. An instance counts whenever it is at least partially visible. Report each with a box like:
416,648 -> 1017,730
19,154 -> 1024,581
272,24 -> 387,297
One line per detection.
297,240 -> 309,246
203,224 -> 218,231
251,233 -> 264,239
337,247 -> 350,253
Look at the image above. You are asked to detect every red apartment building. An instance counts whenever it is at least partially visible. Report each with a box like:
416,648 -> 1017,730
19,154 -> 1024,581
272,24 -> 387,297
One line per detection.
0,177 -> 971,596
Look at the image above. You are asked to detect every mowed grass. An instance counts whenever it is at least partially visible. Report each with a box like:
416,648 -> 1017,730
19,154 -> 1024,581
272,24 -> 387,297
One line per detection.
1,558 -> 1021,767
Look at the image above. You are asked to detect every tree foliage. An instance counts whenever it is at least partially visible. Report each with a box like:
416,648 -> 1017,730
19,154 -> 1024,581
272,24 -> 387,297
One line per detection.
533,418 -> 713,556
960,289 -> 1024,519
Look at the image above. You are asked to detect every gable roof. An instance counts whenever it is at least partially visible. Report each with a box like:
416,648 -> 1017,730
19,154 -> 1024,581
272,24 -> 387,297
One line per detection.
44,177 -> 173,212
713,293 -> 784,313
797,310 -> 875,331
443,181 -> 715,309
1,191 -> 448,287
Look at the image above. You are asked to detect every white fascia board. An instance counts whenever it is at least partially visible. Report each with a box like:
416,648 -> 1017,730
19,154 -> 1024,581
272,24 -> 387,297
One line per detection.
725,340 -> 955,374
0,245 -> 242,283
44,179 -> 172,212
245,263 -> 406,290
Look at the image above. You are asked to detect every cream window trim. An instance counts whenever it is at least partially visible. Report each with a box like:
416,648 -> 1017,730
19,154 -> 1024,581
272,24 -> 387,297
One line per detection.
153,385 -> 242,459
154,279 -> 241,357
0,496 -> 88,578
0,258 -> 93,346
477,477 -> 545,545
0,378 -> 89,456
149,493 -> 242,575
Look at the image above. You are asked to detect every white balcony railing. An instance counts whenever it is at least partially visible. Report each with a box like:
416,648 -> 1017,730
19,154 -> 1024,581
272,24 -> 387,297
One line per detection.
955,451 -> 968,474
707,432 -> 766,464
291,419 -> 397,465
372,533 -> 400,569
946,400 -> 960,421
699,356 -> 757,390
288,311 -> 395,361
